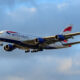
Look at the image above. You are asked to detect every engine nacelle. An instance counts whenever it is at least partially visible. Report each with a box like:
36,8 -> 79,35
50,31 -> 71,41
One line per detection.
55,35 -> 65,41
4,44 -> 15,51
35,38 -> 45,44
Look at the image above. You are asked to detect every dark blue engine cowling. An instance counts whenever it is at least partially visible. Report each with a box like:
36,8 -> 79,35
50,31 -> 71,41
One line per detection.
56,35 -> 65,40
4,44 -> 15,51
36,38 -> 45,43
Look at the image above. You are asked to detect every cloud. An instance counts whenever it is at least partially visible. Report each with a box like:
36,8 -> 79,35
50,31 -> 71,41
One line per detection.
0,0 -> 38,9
7,6 -> 37,21
0,54 -> 79,80
5,76 -> 24,80
57,3 -> 68,10
58,58 -> 72,73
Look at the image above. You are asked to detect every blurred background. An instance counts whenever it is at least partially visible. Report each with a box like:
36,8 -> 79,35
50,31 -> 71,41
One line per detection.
0,0 -> 80,80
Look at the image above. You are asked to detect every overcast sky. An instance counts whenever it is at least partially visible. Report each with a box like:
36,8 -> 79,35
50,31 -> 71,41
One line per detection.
0,0 -> 80,80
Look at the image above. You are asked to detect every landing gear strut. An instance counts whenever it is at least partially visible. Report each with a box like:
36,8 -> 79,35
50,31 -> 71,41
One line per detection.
31,49 -> 38,53
25,48 -> 43,53
31,48 -> 43,53
25,49 -> 30,53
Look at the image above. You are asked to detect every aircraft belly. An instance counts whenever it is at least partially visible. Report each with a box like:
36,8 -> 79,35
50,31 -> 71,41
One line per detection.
48,42 -> 64,48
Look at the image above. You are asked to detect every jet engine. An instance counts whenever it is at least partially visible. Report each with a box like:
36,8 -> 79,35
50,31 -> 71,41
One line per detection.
35,38 -> 45,44
55,35 -> 65,41
4,44 -> 15,51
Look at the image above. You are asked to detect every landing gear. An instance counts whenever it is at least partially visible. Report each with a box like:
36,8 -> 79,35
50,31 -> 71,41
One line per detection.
31,49 -> 43,53
25,48 -> 43,53
25,49 -> 38,53
31,49 -> 38,53
25,49 -> 30,53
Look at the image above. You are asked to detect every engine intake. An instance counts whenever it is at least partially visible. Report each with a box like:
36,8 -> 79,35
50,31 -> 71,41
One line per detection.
35,38 -> 45,44
55,35 -> 65,41
4,44 -> 15,51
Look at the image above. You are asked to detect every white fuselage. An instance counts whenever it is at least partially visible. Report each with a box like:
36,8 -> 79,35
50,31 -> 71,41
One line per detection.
0,30 -> 33,41
48,42 -> 67,48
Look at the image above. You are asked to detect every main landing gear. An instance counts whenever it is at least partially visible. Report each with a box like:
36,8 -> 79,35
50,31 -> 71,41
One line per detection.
25,49 -> 30,53
25,49 -> 43,53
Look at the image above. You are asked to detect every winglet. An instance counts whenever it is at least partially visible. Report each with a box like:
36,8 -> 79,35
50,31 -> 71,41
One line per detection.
63,25 -> 72,32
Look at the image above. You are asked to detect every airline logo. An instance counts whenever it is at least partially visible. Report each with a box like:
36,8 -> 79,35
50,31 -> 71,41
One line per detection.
6,31 -> 27,39
7,31 -> 17,34
63,26 -> 72,32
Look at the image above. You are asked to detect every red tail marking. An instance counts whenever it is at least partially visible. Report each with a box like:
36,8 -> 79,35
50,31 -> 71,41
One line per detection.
63,26 -> 72,32
7,31 -> 17,33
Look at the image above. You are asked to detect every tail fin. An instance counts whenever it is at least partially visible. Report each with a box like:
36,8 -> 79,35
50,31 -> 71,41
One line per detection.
61,24 -> 73,43
61,24 -> 73,34
63,24 -> 72,32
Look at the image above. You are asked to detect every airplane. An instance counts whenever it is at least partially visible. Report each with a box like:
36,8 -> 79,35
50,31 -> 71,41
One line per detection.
0,25 -> 80,53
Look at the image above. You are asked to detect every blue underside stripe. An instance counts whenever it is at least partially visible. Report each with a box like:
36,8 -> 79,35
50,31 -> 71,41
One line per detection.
0,38 -> 57,49
0,38 -> 37,48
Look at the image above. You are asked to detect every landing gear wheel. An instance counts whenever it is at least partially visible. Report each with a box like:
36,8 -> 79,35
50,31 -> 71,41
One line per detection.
25,50 -> 30,53
31,49 -> 38,53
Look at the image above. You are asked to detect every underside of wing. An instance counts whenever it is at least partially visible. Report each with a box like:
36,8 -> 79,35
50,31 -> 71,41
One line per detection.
22,36 -> 57,45
63,41 -> 80,47
21,24 -> 80,47
44,32 -> 80,44
20,32 -> 80,49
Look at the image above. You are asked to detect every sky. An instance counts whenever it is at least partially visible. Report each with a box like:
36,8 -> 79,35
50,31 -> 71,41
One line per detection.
0,0 -> 80,80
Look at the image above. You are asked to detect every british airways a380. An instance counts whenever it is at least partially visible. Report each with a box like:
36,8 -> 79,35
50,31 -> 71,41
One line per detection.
0,25 -> 80,53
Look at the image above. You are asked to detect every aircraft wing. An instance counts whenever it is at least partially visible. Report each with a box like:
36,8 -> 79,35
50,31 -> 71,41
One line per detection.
43,32 -> 80,44
22,25 -> 80,45
64,32 -> 80,37
22,32 -> 80,46
63,41 -> 80,47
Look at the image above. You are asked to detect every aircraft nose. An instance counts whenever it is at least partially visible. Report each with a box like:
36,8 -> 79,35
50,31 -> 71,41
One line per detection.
0,30 -> 5,34
0,31 -> 3,34
0,32 -> 2,34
